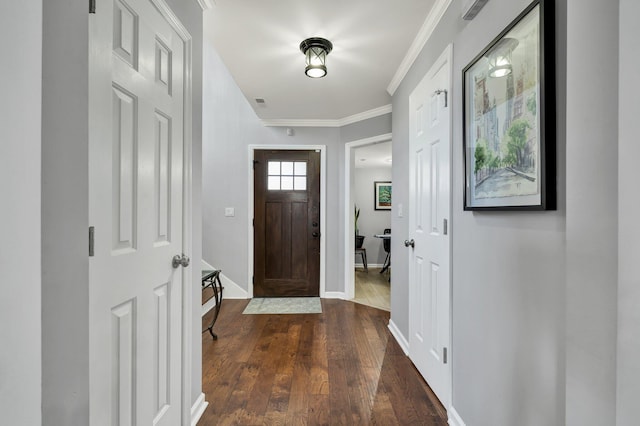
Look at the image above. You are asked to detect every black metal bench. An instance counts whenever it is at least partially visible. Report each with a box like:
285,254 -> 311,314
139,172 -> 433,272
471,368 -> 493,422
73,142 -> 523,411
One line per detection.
202,269 -> 223,339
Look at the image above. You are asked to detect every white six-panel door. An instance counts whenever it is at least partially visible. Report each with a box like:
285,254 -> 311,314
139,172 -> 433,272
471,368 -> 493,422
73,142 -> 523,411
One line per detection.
89,0 -> 187,424
408,45 -> 452,410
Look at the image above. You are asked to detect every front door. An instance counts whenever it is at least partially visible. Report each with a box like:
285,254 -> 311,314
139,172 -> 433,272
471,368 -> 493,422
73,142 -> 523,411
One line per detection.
408,46 -> 452,408
89,0 -> 187,424
253,150 -> 321,297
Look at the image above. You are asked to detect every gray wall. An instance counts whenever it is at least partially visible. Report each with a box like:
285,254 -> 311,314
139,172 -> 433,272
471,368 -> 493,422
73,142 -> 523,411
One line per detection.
392,0 -> 566,424
340,113 -> 392,143
41,0 -> 203,422
42,0 -> 91,422
201,39 -> 392,295
616,0 -> 638,424
354,167 -> 392,265
565,0 -> 618,424
0,3 -> 42,425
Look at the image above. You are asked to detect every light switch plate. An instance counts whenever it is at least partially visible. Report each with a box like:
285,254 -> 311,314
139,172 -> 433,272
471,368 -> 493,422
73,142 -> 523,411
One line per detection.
224,207 -> 235,217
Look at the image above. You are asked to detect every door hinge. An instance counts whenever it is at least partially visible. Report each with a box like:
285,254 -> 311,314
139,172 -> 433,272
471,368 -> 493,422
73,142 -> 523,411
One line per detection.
89,0 -> 96,13
443,218 -> 448,235
89,226 -> 95,257
443,347 -> 448,364
252,160 -> 259,170
252,276 -> 254,284
435,89 -> 448,107
253,218 -> 255,227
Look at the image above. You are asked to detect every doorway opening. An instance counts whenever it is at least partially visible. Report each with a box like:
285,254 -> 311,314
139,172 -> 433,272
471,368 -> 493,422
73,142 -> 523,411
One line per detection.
343,134 -> 392,307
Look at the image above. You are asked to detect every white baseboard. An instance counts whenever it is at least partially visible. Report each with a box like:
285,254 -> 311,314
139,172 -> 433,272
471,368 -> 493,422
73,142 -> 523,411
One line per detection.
323,291 -> 346,299
355,263 -> 386,268
448,406 -> 466,426
202,295 -> 217,317
387,319 -> 409,355
218,271 -> 248,299
201,259 -> 249,300
190,392 -> 208,426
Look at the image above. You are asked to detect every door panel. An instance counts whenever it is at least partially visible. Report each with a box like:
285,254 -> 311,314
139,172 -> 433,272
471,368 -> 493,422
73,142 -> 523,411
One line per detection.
89,0 -> 186,424
408,47 -> 452,409
111,300 -> 136,426
254,150 -> 321,297
112,85 -> 138,253
291,202 -> 308,278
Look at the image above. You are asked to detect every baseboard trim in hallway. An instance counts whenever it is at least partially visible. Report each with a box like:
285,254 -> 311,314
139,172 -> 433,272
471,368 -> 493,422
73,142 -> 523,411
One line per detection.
388,319 -> 410,355
323,291 -> 346,299
191,393 -> 208,426
448,406 -> 466,426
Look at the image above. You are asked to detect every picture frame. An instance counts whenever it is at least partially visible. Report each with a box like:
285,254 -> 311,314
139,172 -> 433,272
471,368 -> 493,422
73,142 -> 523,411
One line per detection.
374,181 -> 392,210
463,0 -> 555,210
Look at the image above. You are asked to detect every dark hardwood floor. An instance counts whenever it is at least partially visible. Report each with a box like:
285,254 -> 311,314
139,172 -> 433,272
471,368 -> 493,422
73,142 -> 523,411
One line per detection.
199,299 -> 447,425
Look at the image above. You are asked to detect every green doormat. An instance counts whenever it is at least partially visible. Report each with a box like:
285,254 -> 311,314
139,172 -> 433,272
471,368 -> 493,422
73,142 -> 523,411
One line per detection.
242,297 -> 322,314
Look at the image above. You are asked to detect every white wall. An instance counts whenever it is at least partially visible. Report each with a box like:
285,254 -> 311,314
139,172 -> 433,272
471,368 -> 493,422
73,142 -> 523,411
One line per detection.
392,0 -> 566,424
565,0 -> 618,424
616,0 -> 639,423
0,3 -> 42,425
354,167 -> 392,265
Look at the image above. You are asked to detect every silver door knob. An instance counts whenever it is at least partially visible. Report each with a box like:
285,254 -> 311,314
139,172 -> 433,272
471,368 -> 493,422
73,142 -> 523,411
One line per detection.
172,254 -> 190,268
404,239 -> 415,248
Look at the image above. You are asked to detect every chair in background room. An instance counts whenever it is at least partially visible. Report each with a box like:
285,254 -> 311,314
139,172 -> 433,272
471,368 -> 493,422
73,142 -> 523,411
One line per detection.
355,247 -> 368,272
381,228 -> 391,274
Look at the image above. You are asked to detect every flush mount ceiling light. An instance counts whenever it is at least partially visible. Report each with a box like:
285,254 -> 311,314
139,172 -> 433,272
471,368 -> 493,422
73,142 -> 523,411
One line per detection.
299,37 -> 333,78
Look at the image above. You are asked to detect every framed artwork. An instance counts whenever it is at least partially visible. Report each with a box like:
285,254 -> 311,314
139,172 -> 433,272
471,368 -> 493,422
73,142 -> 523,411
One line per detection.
463,0 -> 555,210
374,181 -> 392,210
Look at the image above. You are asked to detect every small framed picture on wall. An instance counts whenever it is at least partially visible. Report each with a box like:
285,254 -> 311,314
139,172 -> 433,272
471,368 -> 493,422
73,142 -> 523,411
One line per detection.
374,181 -> 392,210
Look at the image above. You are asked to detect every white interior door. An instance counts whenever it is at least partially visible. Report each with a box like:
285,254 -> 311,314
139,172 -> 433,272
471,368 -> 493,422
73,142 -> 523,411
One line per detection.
408,45 -> 452,409
89,0 -> 186,424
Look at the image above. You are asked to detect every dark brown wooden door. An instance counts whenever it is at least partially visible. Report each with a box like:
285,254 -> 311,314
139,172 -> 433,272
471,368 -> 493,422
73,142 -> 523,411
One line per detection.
254,150 -> 321,297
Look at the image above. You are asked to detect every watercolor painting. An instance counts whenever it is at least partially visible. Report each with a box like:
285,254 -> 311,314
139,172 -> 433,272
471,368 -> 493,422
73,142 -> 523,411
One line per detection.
463,0 -> 555,210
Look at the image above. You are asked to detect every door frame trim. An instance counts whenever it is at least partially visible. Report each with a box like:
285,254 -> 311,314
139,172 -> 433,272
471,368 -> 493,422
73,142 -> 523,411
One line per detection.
407,43 -> 453,411
343,133 -> 393,301
248,145 -> 327,298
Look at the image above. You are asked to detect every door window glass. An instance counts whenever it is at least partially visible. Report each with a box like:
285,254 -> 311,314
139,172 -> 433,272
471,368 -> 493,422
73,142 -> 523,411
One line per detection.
267,161 -> 307,191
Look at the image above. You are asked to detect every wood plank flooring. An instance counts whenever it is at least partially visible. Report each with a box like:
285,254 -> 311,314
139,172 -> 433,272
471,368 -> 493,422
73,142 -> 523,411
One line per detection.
199,299 -> 446,425
352,268 -> 390,312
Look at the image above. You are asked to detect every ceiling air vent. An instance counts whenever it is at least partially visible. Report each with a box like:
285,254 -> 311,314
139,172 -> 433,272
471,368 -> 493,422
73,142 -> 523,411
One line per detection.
462,0 -> 489,20
255,98 -> 266,104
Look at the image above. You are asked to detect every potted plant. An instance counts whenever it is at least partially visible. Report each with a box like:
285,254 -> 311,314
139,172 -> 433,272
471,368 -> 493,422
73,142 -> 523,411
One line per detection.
355,205 -> 365,248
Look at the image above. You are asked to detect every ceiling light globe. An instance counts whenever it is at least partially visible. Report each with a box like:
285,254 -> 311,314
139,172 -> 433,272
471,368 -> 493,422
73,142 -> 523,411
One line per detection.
305,65 -> 327,78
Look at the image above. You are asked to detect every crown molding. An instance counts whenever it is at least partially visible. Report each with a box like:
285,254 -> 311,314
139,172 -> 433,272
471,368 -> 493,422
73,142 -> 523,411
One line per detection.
262,104 -> 392,128
262,119 -> 340,128
339,104 -> 392,126
386,0 -> 453,95
196,0 -> 215,11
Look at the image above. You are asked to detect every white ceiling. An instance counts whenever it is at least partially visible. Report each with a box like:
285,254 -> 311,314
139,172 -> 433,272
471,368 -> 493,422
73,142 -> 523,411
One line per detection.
355,141 -> 392,169
203,0 -> 437,122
